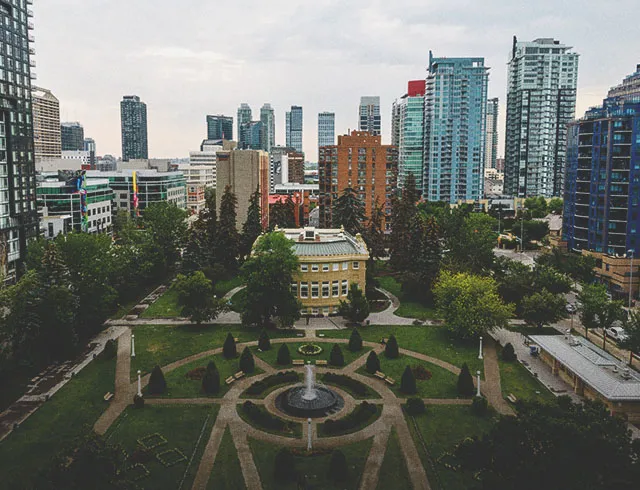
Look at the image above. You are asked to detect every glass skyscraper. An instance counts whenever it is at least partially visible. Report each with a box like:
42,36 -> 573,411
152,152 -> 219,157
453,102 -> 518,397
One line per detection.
61,121 -> 84,151
394,81 -> 425,192
358,96 -> 381,136
120,95 -> 148,161
485,98 -> 499,170
206,114 -> 233,141
260,103 -> 275,152
286,106 -> 303,153
423,53 -> 489,203
237,103 -> 252,143
317,112 -> 335,148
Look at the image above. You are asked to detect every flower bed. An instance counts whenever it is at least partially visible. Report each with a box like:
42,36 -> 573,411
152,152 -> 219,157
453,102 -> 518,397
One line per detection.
298,344 -> 323,356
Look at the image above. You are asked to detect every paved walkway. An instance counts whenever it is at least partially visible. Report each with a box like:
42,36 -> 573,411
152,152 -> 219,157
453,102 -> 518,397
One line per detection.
481,337 -> 515,416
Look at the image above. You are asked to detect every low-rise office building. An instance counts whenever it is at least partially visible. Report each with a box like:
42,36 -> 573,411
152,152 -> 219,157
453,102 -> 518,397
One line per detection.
581,250 -> 640,300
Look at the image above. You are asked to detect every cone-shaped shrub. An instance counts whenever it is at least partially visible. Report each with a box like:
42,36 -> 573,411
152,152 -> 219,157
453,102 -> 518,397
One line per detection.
457,363 -> 475,397
348,328 -> 363,352
133,394 -> 145,408
148,365 -> 167,395
258,329 -> 271,351
400,365 -> 417,394
329,344 -> 344,367
502,343 -> 517,362
274,448 -> 295,482
202,361 -> 220,394
328,450 -> 348,483
385,335 -> 399,359
365,351 -> 380,374
471,396 -> 488,416
405,397 -> 425,415
239,347 -> 255,373
223,333 -> 237,359
277,343 -> 291,365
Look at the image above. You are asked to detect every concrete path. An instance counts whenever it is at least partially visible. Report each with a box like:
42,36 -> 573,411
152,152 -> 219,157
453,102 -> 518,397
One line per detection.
367,288 -> 421,325
481,337 -> 515,416
359,423 -> 392,490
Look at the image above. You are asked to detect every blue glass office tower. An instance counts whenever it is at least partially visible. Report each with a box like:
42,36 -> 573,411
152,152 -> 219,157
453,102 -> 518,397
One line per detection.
393,80 -> 426,192
207,114 -> 233,141
120,95 -> 148,161
423,53 -> 489,203
563,65 -> 640,256
286,106 -> 303,153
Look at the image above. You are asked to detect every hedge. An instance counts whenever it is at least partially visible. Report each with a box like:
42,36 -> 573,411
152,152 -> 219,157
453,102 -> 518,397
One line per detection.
322,373 -> 369,397
241,401 -> 289,432
245,371 -> 299,396
322,401 -> 377,436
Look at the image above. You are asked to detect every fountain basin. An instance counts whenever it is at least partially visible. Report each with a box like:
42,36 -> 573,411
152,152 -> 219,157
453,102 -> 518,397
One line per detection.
276,385 -> 344,418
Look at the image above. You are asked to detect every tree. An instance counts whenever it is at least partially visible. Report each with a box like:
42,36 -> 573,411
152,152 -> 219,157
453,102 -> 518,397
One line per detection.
223,333 -> 237,359
444,212 -> 497,274
269,197 -> 296,229
172,272 -> 225,324
182,225 -> 210,275
536,249 -> 596,283
577,284 -> 610,339
363,199 -> 387,260
402,213 -> 441,303
331,187 -> 365,235
328,450 -> 348,483
597,299 -> 626,350
142,201 -> 188,267
524,196 -> 548,218
329,344 -> 344,366
202,361 -> 220,394
274,448 -> 295,483
240,188 -> 263,259
548,198 -> 563,215
148,365 -> 167,395
348,328 -> 363,352
241,232 -> 300,328
258,329 -> 271,351
239,347 -> 255,373
385,334 -> 399,359
502,343 -> 517,362
365,351 -> 380,374
621,310 -> 640,365
457,363 -> 475,396
217,185 -> 240,273
400,365 -> 417,394
338,283 -> 370,324
534,266 -> 572,295
277,344 -> 291,365
405,398 -> 426,415
493,258 -> 534,314
390,174 -> 419,271
434,271 -> 514,339
521,290 -> 567,330
512,220 -> 550,248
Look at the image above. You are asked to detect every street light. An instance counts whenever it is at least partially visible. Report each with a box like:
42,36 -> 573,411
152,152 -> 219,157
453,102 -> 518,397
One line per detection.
629,249 -> 635,310
476,371 -> 482,397
131,334 -> 135,358
478,336 -> 483,360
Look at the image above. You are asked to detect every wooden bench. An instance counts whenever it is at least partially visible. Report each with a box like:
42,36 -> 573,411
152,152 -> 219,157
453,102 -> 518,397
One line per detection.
233,371 -> 245,380
318,333 -> 325,337
374,371 -> 386,380
506,393 -> 518,404
103,392 -> 114,402
316,360 -> 328,366
225,376 -> 235,385
380,338 -> 388,345
234,337 -> 239,343
384,377 -> 395,386
293,359 -> 305,366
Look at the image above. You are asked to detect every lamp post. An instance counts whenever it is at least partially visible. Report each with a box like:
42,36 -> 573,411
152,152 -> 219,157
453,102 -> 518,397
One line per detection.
478,336 -> 483,360
137,370 -> 142,397
629,249 -> 635,310
476,371 -> 482,397
131,334 -> 135,358
307,418 -> 312,451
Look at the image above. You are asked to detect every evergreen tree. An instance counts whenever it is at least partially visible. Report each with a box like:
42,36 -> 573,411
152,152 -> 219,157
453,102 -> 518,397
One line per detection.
390,173 -> 419,271
269,197 -> 296,229
277,343 -> 291,365
223,333 -> 237,359
363,199 -> 386,260
338,283 -> 370,324
348,328 -> 363,352
217,185 -> 240,272
258,329 -> 271,351
182,225 -> 209,275
400,365 -> 417,394
329,344 -> 344,366
149,365 -> 167,395
457,363 -> 475,396
365,351 -> 380,374
201,190 -> 218,266
202,361 -> 220,394
240,188 -> 263,259
239,347 -> 255,373
328,450 -> 348,483
331,187 -> 366,235
501,343 -> 517,362
403,214 -> 441,303
385,335 -> 399,359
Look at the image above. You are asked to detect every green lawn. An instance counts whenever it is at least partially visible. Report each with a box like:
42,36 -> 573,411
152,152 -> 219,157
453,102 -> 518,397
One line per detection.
215,276 -> 244,297
140,289 -> 181,318
145,353 -> 263,399
253,342 -> 369,370
228,288 -> 247,313
106,404 -> 218,490
377,276 -> 440,320
130,324 -> 299,379
376,429 -> 412,490
0,356 -> 116,488
249,437 -> 373,490
407,405 -> 497,490
319,326 -> 484,374
208,427 -> 246,489
110,282 -> 165,319
498,350 -> 556,404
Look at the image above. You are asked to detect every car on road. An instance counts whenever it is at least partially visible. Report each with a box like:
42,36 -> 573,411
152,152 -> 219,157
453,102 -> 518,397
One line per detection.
605,326 -> 628,342
566,303 -> 577,314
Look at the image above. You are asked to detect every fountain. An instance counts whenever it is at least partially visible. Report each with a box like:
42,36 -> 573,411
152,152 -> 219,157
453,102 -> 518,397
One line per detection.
275,364 -> 344,418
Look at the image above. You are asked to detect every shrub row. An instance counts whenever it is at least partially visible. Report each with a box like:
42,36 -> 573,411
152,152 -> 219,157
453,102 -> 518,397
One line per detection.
245,371 -> 299,396
322,373 -> 369,397
241,401 -> 288,432
322,401 -> 377,436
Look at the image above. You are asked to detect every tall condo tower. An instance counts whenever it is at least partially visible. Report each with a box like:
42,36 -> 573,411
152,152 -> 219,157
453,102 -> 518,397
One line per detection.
485,98 -> 499,170
317,112 -> 335,150
120,95 -> 148,161
393,80 -> 426,192
32,87 -> 61,161
61,121 -> 84,151
206,114 -> 233,141
286,106 -> 303,153
260,104 -> 275,152
237,103 -> 252,146
358,96 -> 381,136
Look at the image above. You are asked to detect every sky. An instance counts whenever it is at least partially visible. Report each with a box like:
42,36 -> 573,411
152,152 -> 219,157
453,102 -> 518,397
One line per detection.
36,0 -> 640,161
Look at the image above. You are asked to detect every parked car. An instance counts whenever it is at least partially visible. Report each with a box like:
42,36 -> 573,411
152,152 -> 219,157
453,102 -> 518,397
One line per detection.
566,303 -> 577,314
605,326 -> 628,342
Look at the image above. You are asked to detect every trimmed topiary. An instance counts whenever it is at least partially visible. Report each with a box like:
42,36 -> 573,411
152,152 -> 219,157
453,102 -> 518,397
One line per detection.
471,396 -> 489,416
385,335 -> 399,359
258,329 -> 271,351
365,351 -> 380,374
329,344 -> 344,367
348,328 -> 363,352
102,339 -> 117,360
239,347 -> 255,373
133,394 -> 145,409
277,344 -> 291,365
202,361 -> 220,394
329,450 -> 348,483
457,363 -> 475,397
223,333 -> 237,359
400,365 -> 417,395
405,397 -> 426,415
273,448 -> 295,483
502,342 -> 517,362
148,365 -> 167,395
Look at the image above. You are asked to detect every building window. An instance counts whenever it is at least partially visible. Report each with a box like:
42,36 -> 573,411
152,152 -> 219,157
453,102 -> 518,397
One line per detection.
332,281 -> 339,297
301,264 -> 308,272
311,282 -> 319,298
353,261 -> 360,270
291,283 -> 298,297
342,261 -> 349,270
332,263 -> 339,271
312,308 -> 319,315
341,280 -> 348,296
322,282 -> 330,298
323,307 -> 330,315
312,264 -> 319,272
322,263 -> 329,272
300,283 -> 309,298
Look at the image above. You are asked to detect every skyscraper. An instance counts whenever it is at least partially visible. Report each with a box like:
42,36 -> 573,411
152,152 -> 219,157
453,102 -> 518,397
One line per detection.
120,95 -> 148,161
61,122 -> 84,151
423,53 -> 489,203
286,106 -> 303,153
394,80 -> 426,192
358,96 -> 381,136
206,114 -> 233,141
237,103 -> 252,142
485,98 -> 499,170
0,1 -> 39,280
260,104 -> 275,152
317,112 -> 335,149
239,121 -> 264,150
84,138 -> 96,168
32,87 -> 61,161
504,37 -> 579,198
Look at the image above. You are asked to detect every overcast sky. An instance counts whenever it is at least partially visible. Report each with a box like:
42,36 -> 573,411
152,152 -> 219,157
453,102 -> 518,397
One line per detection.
36,0 -> 639,161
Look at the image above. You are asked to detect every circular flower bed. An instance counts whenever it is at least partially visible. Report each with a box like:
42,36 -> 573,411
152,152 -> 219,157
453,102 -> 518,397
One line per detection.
297,344 -> 323,356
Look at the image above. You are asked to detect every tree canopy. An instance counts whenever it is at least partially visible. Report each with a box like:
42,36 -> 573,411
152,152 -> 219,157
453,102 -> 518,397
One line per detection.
331,187 -> 366,236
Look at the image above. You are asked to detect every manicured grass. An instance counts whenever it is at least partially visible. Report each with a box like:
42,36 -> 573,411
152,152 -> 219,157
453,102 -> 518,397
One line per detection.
377,276 -> 440,320
110,282 -> 164,319
215,276 -> 244,297
253,342 -> 369,370
376,428 -> 412,490
319,326 -> 484,374
498,353 -> 556,404
140,288 -> 181,318
145,353 -> 263,399
208,427 -> 246,489
0,356 -> 116,487
407,405 -> 497,490
228,288 -> 247,313
249,437 -> 373,489
130,324 -> 299,380
106,404 -> 218,490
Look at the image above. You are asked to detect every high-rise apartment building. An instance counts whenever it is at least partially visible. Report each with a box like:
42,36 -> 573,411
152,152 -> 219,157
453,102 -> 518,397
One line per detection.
61,122 -> 84,151
32,87 -> 61,161
358,96 -> 381,136
120,95 -> 148,161
394,80 -> 426,192
239,121 -> 264,150
0,0 -> 39,280
83,137 -> 96,168
286,106 -> 303,153
260,104 -> 275,152
206,114 -> 233,141
237,103 -> 252,142
563,65 -> 640,257
423,53 -> 489,203
318,131 -> 398,231
485,98 -> 499,170
317,111 -> 335,155
504,37 -> 579,198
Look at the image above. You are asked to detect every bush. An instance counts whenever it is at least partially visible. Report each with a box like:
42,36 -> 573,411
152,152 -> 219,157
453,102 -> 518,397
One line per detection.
322,402 -> 377,436
242,401 -> 289,432
365,351 -> 380,374
223,333 -> 237,359
101,339 -> 117,360
258,329 -> 271,351
133,394 -> 145,409
348,328 -> 363,352
202,361 -> 220,394
274,448 -> 295,483
322,373 -> 369,397
239,347 -> 255,373
471,396 -> 488,416
245,371 -> 299,396
385,335 -> 399,359
329,344 -> 344,367
400,365 -> 417,395
457,363 -> 475,397
412,365 -> 432,380
502,342 -> 517,362
329,450 -> 348,483
405,398 -> 426,415
148,365 -> 167,395
277,344 -> 291,365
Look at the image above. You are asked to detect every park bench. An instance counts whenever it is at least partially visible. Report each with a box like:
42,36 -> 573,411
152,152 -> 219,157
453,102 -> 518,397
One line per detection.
103,392 -> 114,402
293,359 -> 305,366
318,333 -> 325,337
315,360 -> 328,366
234,337 -> 239,343
374,371 -> 386,380
380,338 -> 388,344
233,371 -> 245,380
225,376 -> 235,385
384,377 -> 395,386
506,393 -> 518,404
